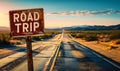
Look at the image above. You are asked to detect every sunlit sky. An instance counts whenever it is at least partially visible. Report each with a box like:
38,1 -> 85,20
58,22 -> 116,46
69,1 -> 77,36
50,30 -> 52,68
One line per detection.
0,0 -> 120,28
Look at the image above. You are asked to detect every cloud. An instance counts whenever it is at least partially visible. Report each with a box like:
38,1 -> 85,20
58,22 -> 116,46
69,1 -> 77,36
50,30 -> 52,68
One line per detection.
88,9 -> 112,15
46,9 -> 120,16
114,10 -> 120,14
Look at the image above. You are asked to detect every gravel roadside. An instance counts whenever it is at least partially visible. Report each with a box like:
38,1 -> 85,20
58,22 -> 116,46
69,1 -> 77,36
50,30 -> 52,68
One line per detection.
73,38 -> 120,63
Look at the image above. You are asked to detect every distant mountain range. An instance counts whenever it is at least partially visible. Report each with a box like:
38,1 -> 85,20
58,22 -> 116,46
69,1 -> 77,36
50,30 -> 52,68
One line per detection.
0,24 -> 120,31
51,24 -> 120,30
0,27 -> 10,31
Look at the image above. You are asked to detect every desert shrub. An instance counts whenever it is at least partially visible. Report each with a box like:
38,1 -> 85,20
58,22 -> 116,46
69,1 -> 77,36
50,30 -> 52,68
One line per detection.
71,34 -> 77,37
32,34 -> 53,41
70,30 -> 120,41
110,46 -> 118,49
84,34 -> 98,41
0,34 -> 10,44
13,37 -> 25,40
41,33 -> 53,39
115,40 -> 120,44
75,33 -> 84,38
32,36 -> 41,41
110,32 -> 120,40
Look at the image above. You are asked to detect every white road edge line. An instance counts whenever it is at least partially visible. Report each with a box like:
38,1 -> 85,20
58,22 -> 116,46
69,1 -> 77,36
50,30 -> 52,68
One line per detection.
92,52 -> 120,69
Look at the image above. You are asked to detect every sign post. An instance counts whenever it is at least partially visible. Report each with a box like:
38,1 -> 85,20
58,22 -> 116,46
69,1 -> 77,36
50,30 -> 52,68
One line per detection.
9,8 -> 44,71
26,36 -> 34,71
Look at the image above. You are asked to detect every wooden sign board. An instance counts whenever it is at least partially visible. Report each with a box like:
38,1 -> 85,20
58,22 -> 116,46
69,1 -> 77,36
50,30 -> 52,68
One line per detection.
9,8 -> 44,37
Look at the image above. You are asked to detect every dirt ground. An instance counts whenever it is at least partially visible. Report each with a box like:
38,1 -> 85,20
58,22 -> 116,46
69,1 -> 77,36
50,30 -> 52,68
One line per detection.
1,37 -> 120,63
0,49 -> 13,55
73,38 -> 120,63
0,41 -> 41,56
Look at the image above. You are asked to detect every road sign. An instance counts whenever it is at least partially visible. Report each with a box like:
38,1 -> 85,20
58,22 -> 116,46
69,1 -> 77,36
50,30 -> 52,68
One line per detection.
9,8 -> 44,71
9,8 -> 44,37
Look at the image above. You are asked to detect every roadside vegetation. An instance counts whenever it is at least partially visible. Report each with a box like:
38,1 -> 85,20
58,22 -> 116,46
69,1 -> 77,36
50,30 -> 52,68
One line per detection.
70,30 -> 120,41
70,30 -> 120,49
69,30 -> 120,62
0,31 -> 10,45
0,30 -> 61,47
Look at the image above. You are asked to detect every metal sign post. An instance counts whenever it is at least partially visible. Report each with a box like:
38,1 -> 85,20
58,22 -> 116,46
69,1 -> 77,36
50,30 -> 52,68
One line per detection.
26,36 -> 34,71
9,8 -> 44,71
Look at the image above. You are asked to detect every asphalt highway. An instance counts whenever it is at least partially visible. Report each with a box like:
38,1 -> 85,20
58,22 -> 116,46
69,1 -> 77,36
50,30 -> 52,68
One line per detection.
1,33 -> 120,71
53,34 -> 120,71
0,34 -> 62,71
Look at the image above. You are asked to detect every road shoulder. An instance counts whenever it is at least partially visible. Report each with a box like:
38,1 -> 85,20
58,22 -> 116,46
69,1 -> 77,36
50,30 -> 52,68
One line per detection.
73,38 -> 120,63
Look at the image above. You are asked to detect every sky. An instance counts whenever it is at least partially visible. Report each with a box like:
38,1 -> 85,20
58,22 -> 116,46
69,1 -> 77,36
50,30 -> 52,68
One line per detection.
0,0 -> 120,28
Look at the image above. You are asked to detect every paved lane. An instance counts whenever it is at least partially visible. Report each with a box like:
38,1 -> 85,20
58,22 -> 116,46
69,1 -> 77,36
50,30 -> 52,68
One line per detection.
10,34 -> 62,71
12,44 -> 57,71
0,34 -> 62,71
53,34 -> 120,71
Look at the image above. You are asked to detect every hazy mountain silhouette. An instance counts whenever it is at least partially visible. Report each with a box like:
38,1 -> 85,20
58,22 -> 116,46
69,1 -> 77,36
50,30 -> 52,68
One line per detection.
0,26 -> 9,31
53,24 -> 120,30
0,24 -> 120,31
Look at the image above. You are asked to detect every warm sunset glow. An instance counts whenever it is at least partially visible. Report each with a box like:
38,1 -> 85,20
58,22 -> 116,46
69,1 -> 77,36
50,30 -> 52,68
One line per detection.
0,0 -> 120,28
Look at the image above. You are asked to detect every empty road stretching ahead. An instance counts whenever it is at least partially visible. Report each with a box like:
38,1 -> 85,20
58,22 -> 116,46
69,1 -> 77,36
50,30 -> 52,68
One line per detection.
53,34 -> 120,71
0,33 -> 120,71
0,34 -> 62,71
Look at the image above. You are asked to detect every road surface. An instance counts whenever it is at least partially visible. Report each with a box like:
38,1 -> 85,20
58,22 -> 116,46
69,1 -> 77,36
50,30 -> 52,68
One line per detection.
1,33 -> 120,71
0,34 -> 62,71
53,34 -> 120,71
